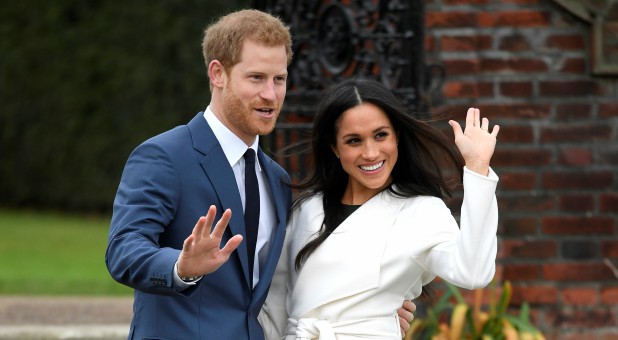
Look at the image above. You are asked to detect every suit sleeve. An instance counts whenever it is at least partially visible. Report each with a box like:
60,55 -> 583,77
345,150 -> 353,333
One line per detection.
105,140 -> 186,295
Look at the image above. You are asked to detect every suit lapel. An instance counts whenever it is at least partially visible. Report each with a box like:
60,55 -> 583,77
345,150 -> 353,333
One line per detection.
188,113 -> 251,288
251,150 -> 289,300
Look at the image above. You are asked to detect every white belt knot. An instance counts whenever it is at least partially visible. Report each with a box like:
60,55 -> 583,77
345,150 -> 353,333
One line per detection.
287,314 -> 400,339
294,318 -> 336,340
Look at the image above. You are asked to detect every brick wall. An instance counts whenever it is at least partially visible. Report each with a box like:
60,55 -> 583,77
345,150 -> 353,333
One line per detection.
425,0 -> 618,338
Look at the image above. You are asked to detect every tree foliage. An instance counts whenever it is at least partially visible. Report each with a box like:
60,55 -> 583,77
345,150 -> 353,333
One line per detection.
0,0 -> 249,211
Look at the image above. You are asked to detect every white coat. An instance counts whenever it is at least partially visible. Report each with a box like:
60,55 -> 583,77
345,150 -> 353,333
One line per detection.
259,167 -> 499,340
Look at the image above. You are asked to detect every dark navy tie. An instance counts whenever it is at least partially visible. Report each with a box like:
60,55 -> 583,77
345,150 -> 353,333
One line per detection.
243,149 -> 260,287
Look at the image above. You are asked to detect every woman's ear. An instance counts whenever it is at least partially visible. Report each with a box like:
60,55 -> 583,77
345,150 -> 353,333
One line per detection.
331,145 -> 339,159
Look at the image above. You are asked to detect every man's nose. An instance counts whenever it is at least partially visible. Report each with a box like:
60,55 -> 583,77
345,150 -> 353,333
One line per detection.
260,81 -> 277,101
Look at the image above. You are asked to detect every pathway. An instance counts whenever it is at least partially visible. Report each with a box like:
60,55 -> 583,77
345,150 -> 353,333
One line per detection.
0,296 -> 132,339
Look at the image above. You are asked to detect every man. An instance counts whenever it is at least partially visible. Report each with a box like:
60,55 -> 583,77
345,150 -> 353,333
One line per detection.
106,9 -> 414,340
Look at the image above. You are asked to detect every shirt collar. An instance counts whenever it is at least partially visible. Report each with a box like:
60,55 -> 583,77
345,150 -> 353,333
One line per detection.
204,106 -> 261,170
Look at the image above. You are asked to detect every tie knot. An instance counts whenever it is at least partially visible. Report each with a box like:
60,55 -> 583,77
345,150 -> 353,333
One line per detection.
244,148 -> 256,165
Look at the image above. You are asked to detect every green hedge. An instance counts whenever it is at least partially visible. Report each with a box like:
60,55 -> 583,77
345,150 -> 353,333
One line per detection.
0,0 -> 248,212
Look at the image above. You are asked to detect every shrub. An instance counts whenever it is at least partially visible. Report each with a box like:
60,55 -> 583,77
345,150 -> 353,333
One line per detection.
405,280 -> 545,340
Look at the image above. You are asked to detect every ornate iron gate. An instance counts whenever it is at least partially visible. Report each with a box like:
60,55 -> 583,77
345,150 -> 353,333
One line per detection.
253,0 -> 432,181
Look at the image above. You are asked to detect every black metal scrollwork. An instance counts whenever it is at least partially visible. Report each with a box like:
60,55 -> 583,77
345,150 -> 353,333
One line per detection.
252,0 -> 441,178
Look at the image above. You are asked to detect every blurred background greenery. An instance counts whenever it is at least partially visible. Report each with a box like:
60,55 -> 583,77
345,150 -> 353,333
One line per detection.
0,0 -> 250,295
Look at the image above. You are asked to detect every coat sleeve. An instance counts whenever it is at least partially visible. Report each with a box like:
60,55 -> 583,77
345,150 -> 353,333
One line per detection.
259,208 -> 297,340
105,140 -> 187,295
411,166 -> 499,290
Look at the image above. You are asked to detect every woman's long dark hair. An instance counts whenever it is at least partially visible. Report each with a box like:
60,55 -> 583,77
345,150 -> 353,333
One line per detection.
291,78 -> 465,299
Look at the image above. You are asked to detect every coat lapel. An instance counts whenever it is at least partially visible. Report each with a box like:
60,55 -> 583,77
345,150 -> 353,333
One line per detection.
289,191 -> 406,318
188,113 -> 251,287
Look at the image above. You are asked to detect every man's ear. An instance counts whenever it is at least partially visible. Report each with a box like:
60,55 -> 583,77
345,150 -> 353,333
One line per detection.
208,60 -> 226,89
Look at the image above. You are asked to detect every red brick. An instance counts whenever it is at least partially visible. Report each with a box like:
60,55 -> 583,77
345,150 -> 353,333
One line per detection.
546,34 -> 585,50
503,264 -> 539,280
541,124 -> 612,142
601,286 -> 618,304
443,0 -> 491,4
426,12 -> 479,28
493,148 -> 551,167
511,284 -> 558,304
442,59 -> 481,76
497,125 -> 534,143
599,149 -> 618,166
500,82 -> 533,97
560,287 -> 599,305
500,172 -> 536,190
503,239 -> 556,257
478,11 -> 550,27
476,104 -> 551,119
539,80 -> 604,96
441,35 -> 493,51
443,81 -> 493,98
560,58 -> 587,74
541,171 -> 613,190
601,241 -> 618,257
559,333 -> 599,340
499,0 -> 540,4
599,102 -> 618,118
559,194 -> 594,212
601,332 -> 618,340
425,35 -> 435,52
481,58 -> 547,72
600,194 -> 618,213
543,263 -> 616,281
501,217 -> 537,236
555,103 -> 592,120
541,216 -> 614,235
548,308 -> 615,328
499,33 -> 531,51
499,195 -> 555,213
558,147 -> 593,166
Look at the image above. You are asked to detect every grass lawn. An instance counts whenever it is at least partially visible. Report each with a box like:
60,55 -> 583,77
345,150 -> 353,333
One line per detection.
0,209 -> 132,296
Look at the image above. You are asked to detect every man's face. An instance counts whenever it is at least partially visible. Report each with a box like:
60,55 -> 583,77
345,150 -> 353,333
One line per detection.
220,39 -> 288,145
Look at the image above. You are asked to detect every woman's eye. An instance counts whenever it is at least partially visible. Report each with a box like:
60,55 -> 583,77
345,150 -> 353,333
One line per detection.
375,132 -> 388,139
346,138 -> 360,145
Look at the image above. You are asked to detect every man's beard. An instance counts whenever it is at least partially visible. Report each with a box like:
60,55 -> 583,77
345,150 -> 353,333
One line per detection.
222,88 -> 279,137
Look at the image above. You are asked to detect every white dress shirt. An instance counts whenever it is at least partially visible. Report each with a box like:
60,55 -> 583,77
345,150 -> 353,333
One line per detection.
203,106 -> 276,287
174,107 -> 277,289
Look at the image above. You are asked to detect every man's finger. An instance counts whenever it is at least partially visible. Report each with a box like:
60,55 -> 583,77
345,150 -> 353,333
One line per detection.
193,216 -> 207,241
220,234 -> 243,257
182,234 -> 195,253
211,208 -> 232,239
403,300 -> 417,313
203,205 -> 217,235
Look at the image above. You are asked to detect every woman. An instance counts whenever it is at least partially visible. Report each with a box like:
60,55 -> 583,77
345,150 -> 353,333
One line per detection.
260,78 -> 500,339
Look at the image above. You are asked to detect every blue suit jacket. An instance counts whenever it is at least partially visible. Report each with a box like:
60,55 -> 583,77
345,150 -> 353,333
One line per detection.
106,113 -> 292,340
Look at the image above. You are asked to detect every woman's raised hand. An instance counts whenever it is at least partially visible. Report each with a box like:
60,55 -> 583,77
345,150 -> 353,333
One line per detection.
448,108 -> 499,176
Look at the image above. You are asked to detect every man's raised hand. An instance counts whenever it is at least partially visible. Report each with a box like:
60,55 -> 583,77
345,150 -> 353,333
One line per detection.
177,205 -> 243,278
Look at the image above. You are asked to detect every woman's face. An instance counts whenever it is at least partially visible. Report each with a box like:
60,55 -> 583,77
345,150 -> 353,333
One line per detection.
332,102 -> 398,204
